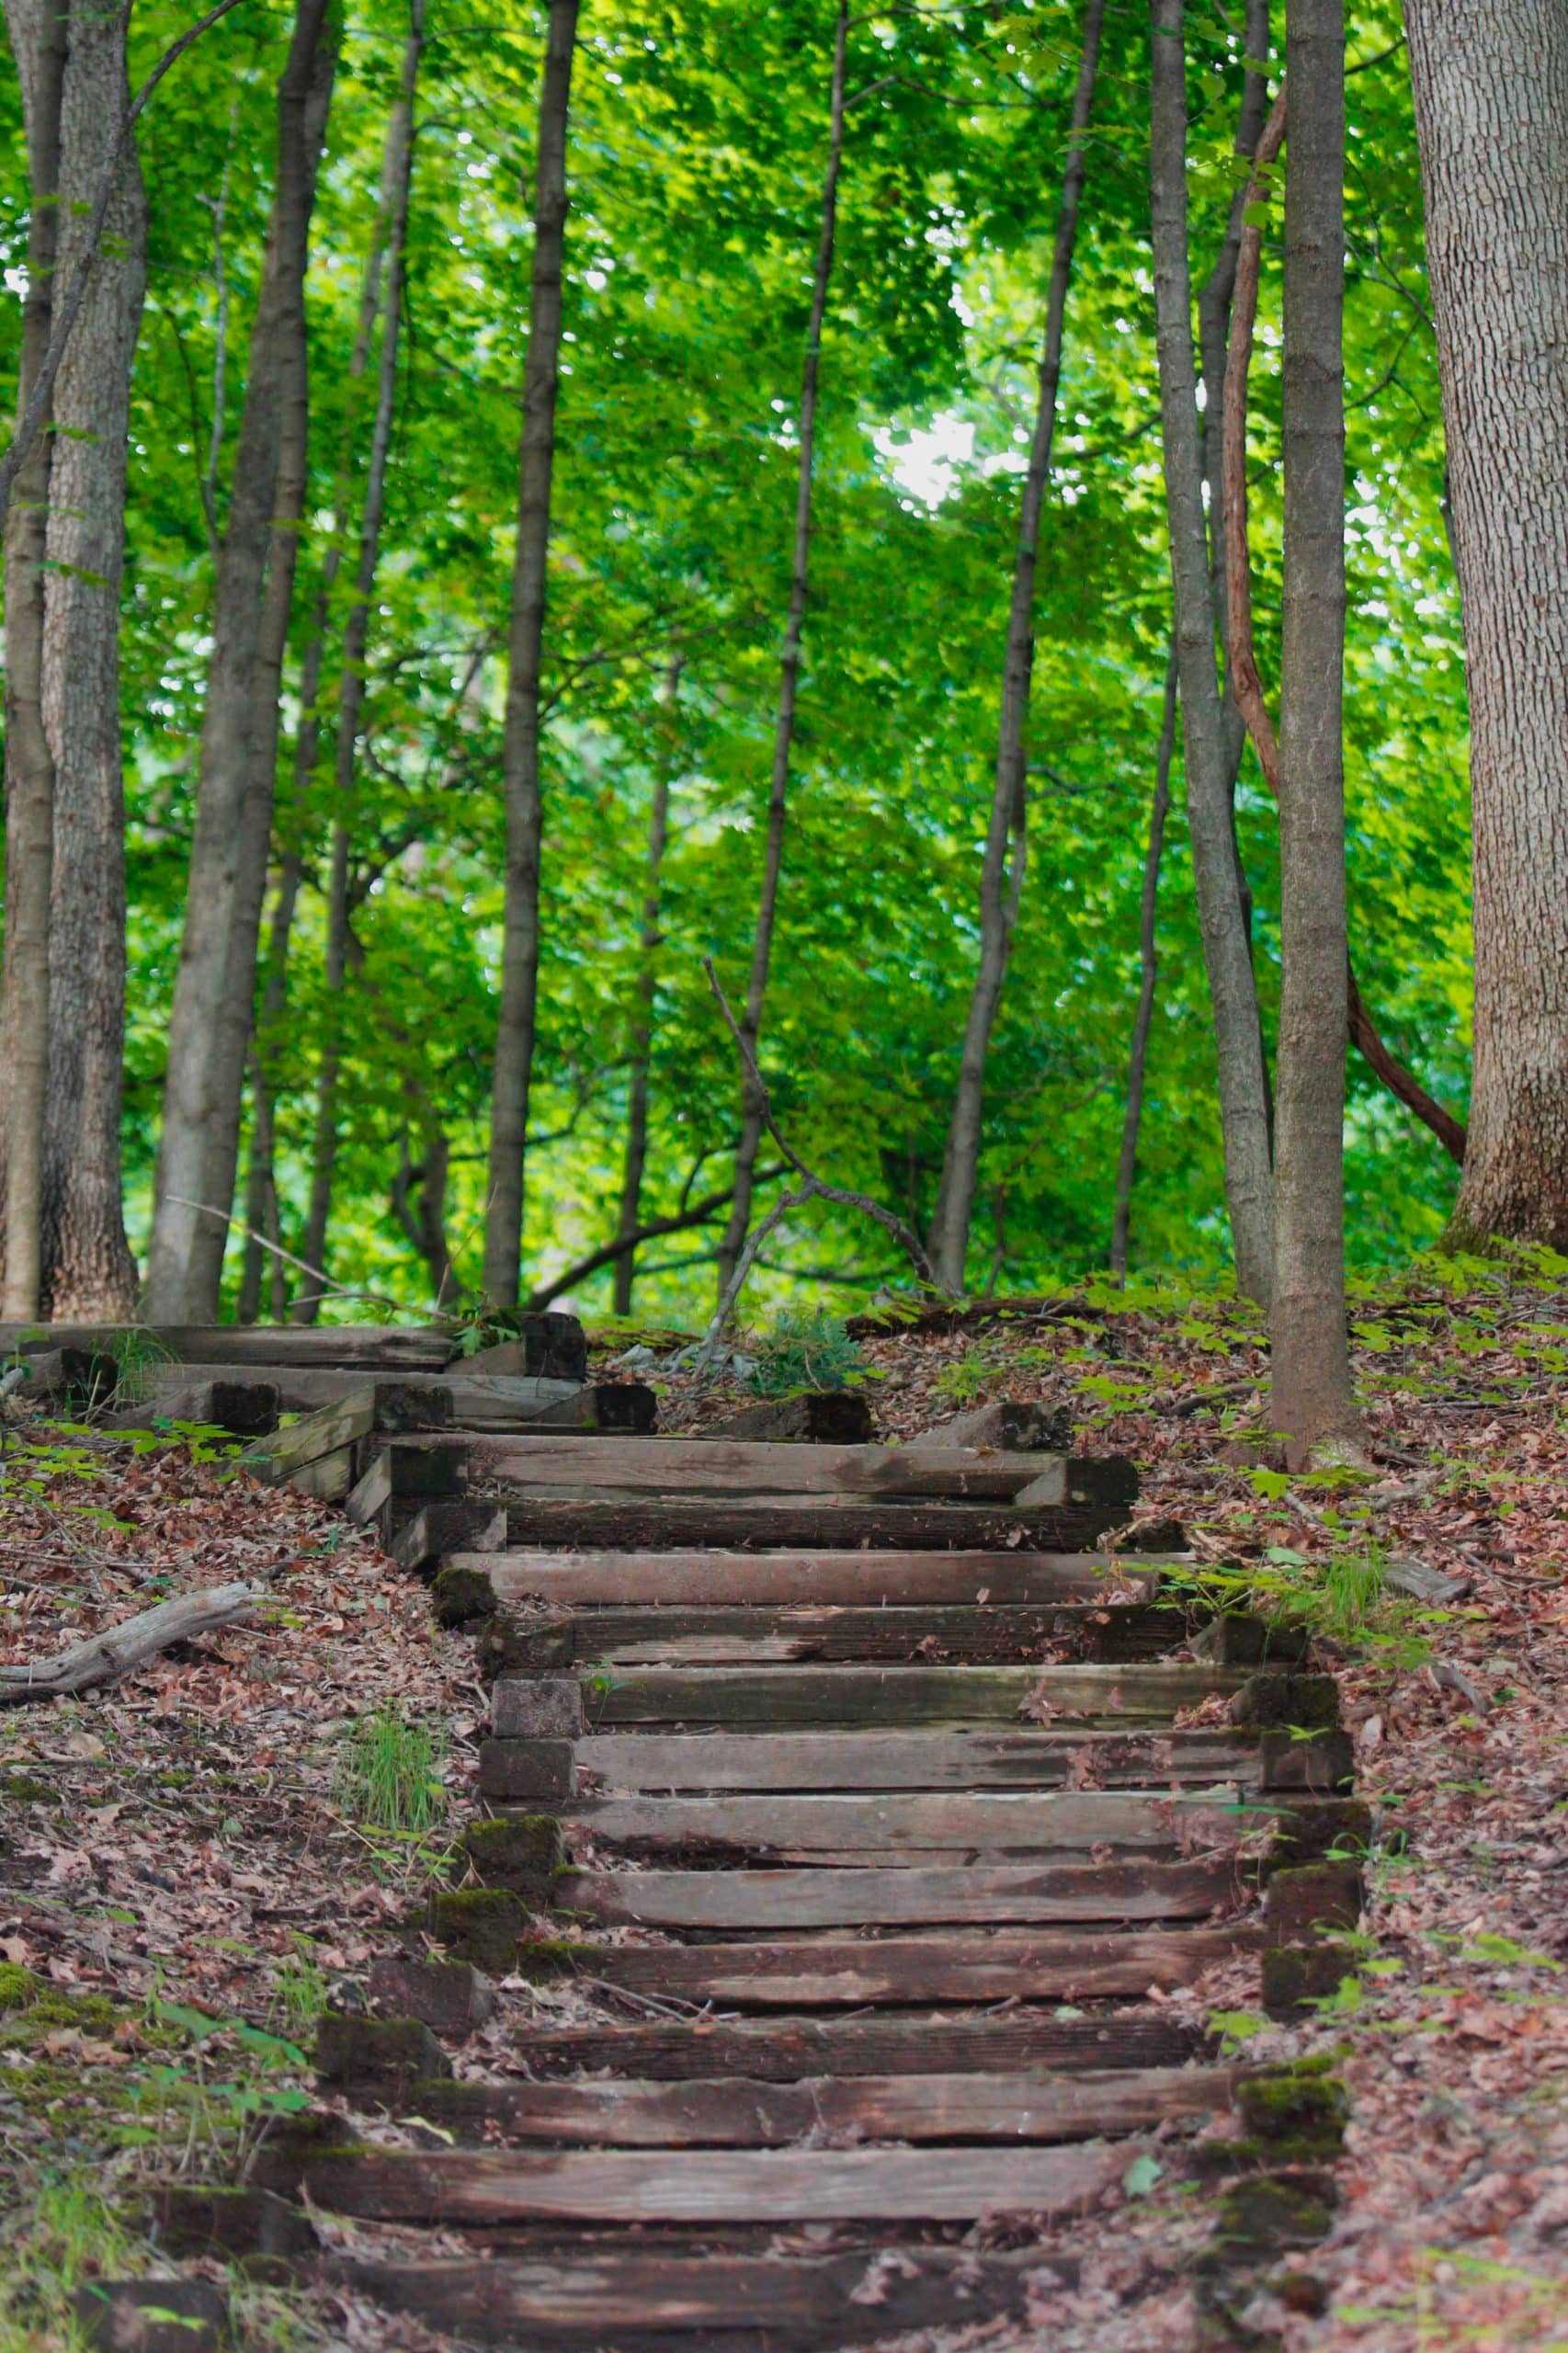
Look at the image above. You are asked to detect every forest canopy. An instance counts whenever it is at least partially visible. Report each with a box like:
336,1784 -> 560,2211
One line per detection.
0,0 -> 1472,1327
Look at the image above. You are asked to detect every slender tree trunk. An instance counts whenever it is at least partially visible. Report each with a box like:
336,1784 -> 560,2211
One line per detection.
0,0 -> 66,1319
392,1122 -> 455,1308
1270,0 -> 1355,1460
33,0 -> 145,1316
292,0 -> 426,1317
1148,0 -> 1275,1306
144,0 -> 339,1324
483,0 -> 582,1308
613,661 -> 678,1318
1109,651 -> 1178,1279
237,82 -> 409,1324
1406,0 -> 1568,1245
925,0 -> 1106,1296
713,0 -> 849,1302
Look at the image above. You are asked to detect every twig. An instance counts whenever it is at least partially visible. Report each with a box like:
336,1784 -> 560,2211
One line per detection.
0,1581 -> 266,1705
165,1199 -> 420,1319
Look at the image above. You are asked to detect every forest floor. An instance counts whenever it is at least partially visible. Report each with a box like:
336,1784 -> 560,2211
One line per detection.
2,1257 -> 1567,2351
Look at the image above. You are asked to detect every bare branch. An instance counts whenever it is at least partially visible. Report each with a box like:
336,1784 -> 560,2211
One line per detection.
0,1583 -> 266,1705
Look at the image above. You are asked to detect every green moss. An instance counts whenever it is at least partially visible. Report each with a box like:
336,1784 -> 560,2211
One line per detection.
20,1990 -> 118,2035
509,1938 -> 587,1982
1236,2069 -> 1349,2152
1262,1945 -> 1355,2017
472,1613 -> 574,1674
460,1813 -> 563,1891
426,1886 -> 532,1971
429,1565 -> 498,1628
0,1963 -> 45,2014
1231,1673 -> 1341,1732
3,1771 -> 54,1803
1212,2172 -> 1336,2258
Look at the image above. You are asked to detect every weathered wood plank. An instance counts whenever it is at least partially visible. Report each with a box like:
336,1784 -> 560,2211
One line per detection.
707,1392 -> 874,1444
466,1437 -> 1135,1507
359,2064 -> 1238,2147
467,1549 -> 1169,1607
248,1382 -> 453,1480
119,1364 -> 585,1422
519,1926 -> 1252,2006
265,2141 -> 1127,2223
556,1788 -> 1260,1858
0,1323 -> 458,1370
317,2245 -> 1038,2349
934,1400 -> 1074,1452
569,1662 -> 1244,1732
484,1725 -> 1259,1798
562,1600 -> 1191,1665
514,2009 -> 1207,2080
345,1438 -> 468,1524
559,1855 -> 1244,1928
286,1445 -> 358,1503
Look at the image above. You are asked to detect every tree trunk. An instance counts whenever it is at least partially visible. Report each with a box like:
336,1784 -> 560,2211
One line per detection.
483,0 -> 582,1309
1109,652 -> 1178,1279
1406,0 -> 1568,1245
144,0 -> 340,1324
293,0 -> 426,1318
1148,0 -> 1275,1308
1270,0 -> 1355,1461
0,0 -> 66,1319
925,0 -> 1106,1297
35,0 -> 145,1318
713,0 -> 850,1303
613,661 -> 678,1318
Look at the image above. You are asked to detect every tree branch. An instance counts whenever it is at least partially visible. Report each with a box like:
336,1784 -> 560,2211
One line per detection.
0,1584 -> 266,1705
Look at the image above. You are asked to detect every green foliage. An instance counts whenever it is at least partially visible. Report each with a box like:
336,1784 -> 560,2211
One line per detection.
744,1309 -> 868,1396
336,1709 -> 448,1837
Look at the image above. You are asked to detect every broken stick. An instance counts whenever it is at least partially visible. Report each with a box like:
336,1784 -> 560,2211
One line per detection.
0,1582 -> 267,1705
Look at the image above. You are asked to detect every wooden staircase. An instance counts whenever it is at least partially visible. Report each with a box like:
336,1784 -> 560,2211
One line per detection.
161,1429 -> 1350,2349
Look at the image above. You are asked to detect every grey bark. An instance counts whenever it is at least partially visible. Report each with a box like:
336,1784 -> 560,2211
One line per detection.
483,0 -> 582,1308
713,0 -> 849,1302
0,0 -> 66,1319
1148,0 -> 1275,1307
925,0 -> 1106,1297
1406,0 -> 1568,1245
293,0 -> 426,1317
613,661 -> 678,1317
1270,0 -> 1354,1460
36,0 -> 145,1317
1109,652 -> 1178,1279
145,0 -> 340,1324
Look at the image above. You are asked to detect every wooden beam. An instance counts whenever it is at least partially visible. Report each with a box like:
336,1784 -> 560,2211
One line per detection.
554,1787 -> 1262,1859
567,1661 -> 1244,1732
510,2008 -> 1209,2080
465,1549 -> 1172,1608
555,1599 -> 1190,1665
559,1855 -> 1244,1928
465,1436 -> 1135,1506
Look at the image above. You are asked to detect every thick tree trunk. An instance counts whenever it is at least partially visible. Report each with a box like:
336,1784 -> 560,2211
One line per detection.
1406,0 -> 1568,1245
1109,653 -> 1178,1279
1270,0 -> 1355,1461
613,662 -> 678,1318
713,0 -> 849,1302
293,0 -> 426,1317
0,0 -> 66,1319
35,0 -> 145,1317
1148,0 -> 1275,1307
483,0 -> 582,1309
925,0 -> 1106,1297
144,0 -> 339,1324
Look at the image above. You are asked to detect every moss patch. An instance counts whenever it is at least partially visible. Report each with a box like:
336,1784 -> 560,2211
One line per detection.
426,1886 -> 532,1972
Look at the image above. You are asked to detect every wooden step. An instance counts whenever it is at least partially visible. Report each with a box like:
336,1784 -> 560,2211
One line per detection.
490,1497 -> 1142,1553
347,2063 -> 1238,2148
555,1786 -> 1258,1859
264,2140 -> 1127,2223
483,1725 -> 1260,1800
560,1599 -> 1189,1665
513,2007 -> 1208,2080
319,2245 -> 1039,2348
550,1661 -> 1244,1733
559,1854 -> 1244,1929
465,1549 -> 1170,1607
463,1436 -> 1135,1506
514,1925 -> 1253,2006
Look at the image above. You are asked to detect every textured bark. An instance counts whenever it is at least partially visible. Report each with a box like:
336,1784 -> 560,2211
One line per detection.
1148,0 -> 1275,1306
925,0 -> 1106,1296
36,0 -> 145,1316
1406,0 -> 1568,1243
1270,0 -> 1355,1460
294,0 -> 426,1315
1224,85 -> 1465,1169
713,0 -> 850,1302
613,663 -> 678,1316
1109,653 -> 1178,1279
145,0 -> 340,1324
0,0 -> 66,1318
483,0 -> 582,1307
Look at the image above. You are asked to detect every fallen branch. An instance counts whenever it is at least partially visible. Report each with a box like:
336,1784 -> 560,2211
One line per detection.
694,960 -> 933,1374
0,1582 -> 266,1706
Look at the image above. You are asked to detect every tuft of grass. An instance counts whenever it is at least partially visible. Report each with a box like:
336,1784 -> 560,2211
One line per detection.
337,1709 -> 447,1836
1320,1547 -> 1389,1637
745,1309 -> 866,1397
